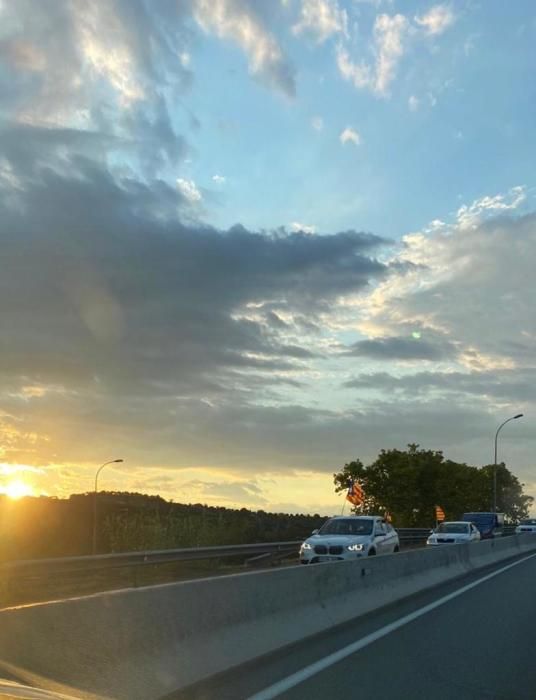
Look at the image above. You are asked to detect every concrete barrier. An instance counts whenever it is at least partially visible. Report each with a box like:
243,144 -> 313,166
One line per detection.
1,535 -> 536,700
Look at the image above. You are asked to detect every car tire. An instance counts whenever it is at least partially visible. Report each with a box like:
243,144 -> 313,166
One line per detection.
394,545 -> 400,553
368,548 -> 376,556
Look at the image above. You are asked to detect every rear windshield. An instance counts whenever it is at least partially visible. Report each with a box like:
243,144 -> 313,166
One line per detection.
463,513 -> 499,534
318,518 -> 373,535
463,514 -> 495,526
437,523 -> 469,534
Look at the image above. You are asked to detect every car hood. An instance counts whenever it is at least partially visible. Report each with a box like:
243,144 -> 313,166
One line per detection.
429,533 -> 470,542
304,535 -> 371,547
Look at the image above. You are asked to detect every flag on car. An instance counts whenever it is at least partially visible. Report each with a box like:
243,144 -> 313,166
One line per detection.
346,479 -> 364,506
385,511 -> 392,522
435,505 -> 445,521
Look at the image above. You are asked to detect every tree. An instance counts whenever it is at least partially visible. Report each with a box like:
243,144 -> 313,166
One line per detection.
480,464 -> 533,521
333,446 -> 534,526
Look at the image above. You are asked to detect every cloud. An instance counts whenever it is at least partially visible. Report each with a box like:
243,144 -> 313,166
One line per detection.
415,5 -> 456,36
353,186 -> 535,383
408,95 -> 419,111
336,13 -> 409,96
0,0 -> 193,173
344,369 -> 536,404
340,126 -> 361,146
212,174 -> 226,184
290,221 -> 317,234
346,335 -> 454,361
456,186 -> 526,230
176,178 -> 202,202
193,0 -> 296,97
0,129 -> 389,468
181,478 -> 268,505
292,0 -> 348,43
311,116 -> 324,131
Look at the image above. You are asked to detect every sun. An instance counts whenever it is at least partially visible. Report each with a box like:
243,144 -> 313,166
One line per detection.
3,480 -> 34,499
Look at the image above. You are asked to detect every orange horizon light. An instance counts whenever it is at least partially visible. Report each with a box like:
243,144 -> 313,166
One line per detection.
2,480 -> 34,500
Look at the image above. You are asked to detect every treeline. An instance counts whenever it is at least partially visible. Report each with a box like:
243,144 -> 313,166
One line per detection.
334,444 -> 533,527
0,492 -> 327,562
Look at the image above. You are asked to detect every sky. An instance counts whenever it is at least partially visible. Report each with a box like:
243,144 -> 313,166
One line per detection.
0,0 -> 535,515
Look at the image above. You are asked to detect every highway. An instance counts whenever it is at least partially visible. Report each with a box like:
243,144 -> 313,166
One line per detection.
170,551 -> 536,700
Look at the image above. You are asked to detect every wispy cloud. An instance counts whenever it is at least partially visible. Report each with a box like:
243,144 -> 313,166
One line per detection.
415,5 -> 456,36
456,186 -> 526,230
212,174 -> 226,184
292,0 -> 348,43
336,13 -> 409,96
176,178 -> 202,202
340,126 -> 361,146
408,95 -> 419,111
193,0 -> 296,97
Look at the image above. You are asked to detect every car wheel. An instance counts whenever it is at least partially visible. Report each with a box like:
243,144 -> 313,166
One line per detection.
394,545 -> 400,553
368,548 -> 376,556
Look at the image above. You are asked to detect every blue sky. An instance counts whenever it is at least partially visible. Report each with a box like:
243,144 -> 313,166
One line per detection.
0,0 -> 535,514
181,0 -> 536,238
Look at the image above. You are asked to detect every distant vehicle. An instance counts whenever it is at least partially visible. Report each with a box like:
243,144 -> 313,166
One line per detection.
461,512 -> 504,539
515,518 -> 536,534
427,521 -> 481,546
299,515 -> 399,563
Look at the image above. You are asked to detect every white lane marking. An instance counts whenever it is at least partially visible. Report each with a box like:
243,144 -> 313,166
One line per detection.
248,551 -> 536,700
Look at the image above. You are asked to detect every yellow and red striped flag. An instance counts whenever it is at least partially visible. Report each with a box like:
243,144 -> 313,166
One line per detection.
346,480 -> 364,506
435,505 -> 445,521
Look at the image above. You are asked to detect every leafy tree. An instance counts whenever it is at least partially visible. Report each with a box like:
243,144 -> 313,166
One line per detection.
480,464 -> 533,521
333,446 -> 533,526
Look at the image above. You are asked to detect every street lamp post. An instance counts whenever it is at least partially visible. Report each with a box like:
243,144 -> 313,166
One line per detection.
493,414 -> 523,513
92,459 -> 124,555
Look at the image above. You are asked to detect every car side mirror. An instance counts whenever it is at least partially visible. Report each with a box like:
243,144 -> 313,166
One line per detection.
312,529 -> 319,535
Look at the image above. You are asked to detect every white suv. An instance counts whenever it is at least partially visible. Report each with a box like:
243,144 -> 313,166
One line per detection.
299,515 -> 399,564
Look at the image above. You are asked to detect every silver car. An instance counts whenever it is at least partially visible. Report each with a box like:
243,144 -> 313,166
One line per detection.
299,515 -> 399,563
427,521 -> 481,545
515,518 -> 536,534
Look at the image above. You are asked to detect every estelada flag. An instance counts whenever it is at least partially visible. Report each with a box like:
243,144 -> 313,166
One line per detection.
346,480 -> 364,506
435,505 -> 446,521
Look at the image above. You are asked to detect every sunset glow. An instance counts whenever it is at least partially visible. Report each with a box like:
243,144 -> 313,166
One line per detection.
2,480 -> 34,500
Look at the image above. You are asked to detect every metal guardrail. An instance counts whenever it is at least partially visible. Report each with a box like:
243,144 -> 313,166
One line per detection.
0,529 -> 432,577
0,541 -> 303,577
0,527 -> 517,577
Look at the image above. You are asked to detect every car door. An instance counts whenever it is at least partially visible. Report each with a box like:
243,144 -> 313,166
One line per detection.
373,521 -> 387,553
384,522 -> 397,552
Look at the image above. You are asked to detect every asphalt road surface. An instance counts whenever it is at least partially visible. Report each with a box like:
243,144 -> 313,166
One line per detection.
170,551 -> 536,700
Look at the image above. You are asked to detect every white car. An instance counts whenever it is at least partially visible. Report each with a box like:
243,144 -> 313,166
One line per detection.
427,521 -> 481,546
299,515 -> 399,563
515,518 -> 536,534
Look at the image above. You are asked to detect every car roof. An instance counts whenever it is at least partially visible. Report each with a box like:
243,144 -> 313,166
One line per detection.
440,521 -> 471,525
